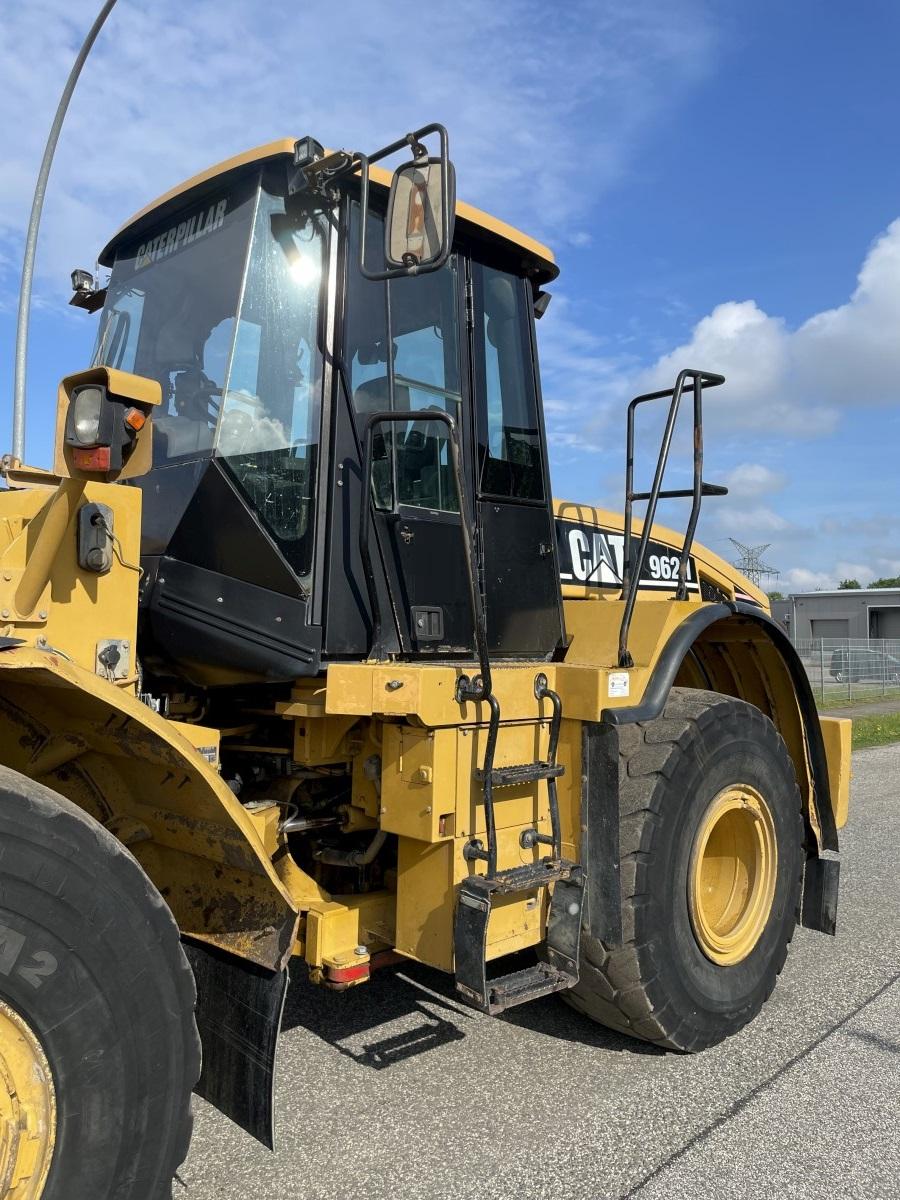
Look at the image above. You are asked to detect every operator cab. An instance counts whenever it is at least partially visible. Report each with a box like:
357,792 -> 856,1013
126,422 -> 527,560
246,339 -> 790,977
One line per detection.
93,134 -> 564,688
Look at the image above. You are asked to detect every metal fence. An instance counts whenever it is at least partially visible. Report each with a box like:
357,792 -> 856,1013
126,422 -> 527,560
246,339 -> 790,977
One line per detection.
794,638 -> 900,705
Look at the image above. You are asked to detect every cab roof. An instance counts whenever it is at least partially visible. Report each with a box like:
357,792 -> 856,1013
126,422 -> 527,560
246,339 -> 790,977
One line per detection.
99,137 -> 559,282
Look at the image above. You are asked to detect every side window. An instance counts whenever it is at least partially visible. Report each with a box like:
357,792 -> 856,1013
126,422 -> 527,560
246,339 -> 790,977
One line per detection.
473,262 -> 544,502
93,287 -> 145,374
344,202 -> 462,513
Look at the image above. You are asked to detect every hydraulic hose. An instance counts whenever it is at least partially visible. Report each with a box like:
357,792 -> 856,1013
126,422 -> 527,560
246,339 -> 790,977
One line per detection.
313,829 -> 387,868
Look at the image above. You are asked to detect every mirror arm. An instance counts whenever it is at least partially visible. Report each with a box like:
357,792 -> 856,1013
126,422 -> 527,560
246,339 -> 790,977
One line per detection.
356,123 -> 453,283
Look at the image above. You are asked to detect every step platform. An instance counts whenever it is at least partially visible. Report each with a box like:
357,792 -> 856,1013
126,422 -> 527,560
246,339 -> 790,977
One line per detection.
454,858 -> 584,1014
474,761 -> 565,788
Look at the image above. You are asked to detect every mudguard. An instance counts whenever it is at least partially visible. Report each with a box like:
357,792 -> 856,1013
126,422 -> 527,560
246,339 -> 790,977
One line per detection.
0,643 -> 298,970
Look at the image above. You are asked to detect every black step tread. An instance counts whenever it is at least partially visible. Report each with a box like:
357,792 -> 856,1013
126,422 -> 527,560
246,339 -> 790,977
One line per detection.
461,858 -> 577,898
488,962 -> 577,1011
474,761 -> 565,787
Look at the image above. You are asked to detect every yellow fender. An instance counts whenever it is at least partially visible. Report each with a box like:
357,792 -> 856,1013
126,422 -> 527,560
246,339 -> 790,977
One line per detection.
0,643 -> 298,970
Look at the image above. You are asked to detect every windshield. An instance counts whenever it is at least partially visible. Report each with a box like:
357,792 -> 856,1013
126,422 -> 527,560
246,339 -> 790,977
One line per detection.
95,170 -> 328,585
95,177 -> 258,460
217,185 -> 327,583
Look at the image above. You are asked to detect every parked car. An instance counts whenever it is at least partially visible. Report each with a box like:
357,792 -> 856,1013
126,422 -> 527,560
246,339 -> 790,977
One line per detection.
830,647 -> 900,683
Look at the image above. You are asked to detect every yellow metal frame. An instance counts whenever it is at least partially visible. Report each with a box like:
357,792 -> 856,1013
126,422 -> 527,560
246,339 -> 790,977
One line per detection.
0,646 -> 298,970
0,347 -> 851,980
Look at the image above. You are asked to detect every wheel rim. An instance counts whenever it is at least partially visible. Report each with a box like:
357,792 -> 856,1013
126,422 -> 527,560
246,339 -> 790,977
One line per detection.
0,998 -> 56,1199
688,784 -> 778,966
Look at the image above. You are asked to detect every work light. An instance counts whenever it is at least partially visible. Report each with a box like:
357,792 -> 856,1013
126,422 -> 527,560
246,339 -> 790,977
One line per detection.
70,384 -> 105,445
64,382 -> 142,473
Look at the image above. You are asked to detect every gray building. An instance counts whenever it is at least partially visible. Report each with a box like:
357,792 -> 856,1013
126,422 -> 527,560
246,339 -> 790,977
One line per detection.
778,588 -> 900,642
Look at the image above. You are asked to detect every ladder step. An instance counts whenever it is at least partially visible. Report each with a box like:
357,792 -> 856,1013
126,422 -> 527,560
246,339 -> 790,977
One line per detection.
462,858 -> 575,898
474,761 -> 565,788
477,962 -> 576,1013
454,864 -> 584,1015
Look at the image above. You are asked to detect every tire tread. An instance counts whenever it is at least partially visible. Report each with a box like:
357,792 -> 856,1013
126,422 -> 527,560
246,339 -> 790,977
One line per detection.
567,688 -> 804,1052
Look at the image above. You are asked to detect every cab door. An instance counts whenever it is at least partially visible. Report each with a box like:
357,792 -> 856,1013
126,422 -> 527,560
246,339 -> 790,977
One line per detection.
340,202 -> 475,656
470,260 -> 565,657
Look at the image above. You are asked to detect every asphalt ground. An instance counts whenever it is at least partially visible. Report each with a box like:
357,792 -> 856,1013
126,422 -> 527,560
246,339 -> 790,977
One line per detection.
178,744 -> 900,1200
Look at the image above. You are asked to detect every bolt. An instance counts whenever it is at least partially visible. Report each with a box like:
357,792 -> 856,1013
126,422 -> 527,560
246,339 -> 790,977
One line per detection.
567,901 -> 580,917
386,679 -> 403,691
216,597 -> 223,604
0,610 -> 8,619
2,572 -> 11,581
354,944 -> 367,957
38,611 -> 47,620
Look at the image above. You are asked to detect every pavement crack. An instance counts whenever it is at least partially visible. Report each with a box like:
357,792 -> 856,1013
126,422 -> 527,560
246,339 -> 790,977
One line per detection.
622,970 -> 900,1199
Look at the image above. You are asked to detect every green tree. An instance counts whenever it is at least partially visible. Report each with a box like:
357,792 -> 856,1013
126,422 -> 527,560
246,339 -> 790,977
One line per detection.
767,590 -> 785,601
870,576 -> 900,588
838,579 -> 861,589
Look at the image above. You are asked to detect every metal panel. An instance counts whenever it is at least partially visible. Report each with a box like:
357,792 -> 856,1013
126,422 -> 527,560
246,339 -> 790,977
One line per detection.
810,618 -> 850,640
480,500 -> 564,656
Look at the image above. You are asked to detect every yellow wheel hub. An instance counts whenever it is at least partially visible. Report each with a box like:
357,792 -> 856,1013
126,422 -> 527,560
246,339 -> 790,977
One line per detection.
689,784 -> 778,966
0,998 -> 56,1199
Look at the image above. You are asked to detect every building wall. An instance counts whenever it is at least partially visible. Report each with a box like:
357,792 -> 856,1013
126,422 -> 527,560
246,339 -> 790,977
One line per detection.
788,590 -> 900,642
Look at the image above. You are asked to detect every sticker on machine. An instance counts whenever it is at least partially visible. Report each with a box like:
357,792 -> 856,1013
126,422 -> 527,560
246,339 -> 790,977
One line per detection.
555,517 -> 699,592
608,672 -> 630,698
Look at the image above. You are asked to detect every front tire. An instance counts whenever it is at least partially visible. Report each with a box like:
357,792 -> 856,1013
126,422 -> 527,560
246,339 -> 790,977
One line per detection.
0,767 -> 200,1198
567,689 -> 804,1051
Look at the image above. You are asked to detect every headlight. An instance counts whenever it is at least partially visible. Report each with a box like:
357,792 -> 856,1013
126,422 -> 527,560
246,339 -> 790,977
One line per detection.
70,385 -> 105,445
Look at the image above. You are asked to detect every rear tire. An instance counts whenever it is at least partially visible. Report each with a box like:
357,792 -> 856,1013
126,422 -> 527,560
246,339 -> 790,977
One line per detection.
566,688 -> 804,1051
0,767 -> 200,1199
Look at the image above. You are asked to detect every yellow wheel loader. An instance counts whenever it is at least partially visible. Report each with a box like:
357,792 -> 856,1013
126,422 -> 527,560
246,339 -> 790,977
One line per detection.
0,125 -> 850,1198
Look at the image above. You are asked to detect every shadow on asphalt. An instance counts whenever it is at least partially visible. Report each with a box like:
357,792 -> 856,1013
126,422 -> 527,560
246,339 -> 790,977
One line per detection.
281,960 -> 469,1069
281,956 -> 664,1067
499,993 -> 666,1055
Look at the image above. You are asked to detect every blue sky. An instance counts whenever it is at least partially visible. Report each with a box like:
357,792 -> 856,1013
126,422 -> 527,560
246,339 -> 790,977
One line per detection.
1,0 -> 898,590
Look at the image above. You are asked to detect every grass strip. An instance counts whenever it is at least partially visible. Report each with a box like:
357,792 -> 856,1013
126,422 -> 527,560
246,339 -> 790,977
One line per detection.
851,712 -> 900,750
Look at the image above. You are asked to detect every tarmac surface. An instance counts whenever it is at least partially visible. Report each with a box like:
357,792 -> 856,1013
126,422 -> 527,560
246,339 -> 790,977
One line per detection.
179,744 -> 900,1200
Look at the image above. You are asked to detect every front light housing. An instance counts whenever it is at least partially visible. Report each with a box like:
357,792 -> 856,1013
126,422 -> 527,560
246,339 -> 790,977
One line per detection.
70,384 -> 106,445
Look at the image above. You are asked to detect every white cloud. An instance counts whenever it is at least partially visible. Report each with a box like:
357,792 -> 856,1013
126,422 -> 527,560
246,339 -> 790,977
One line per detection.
626,220 -> 900,439
834,562 -> 875,585
0,0 -> 716,296
710,504 -> 792,537
783,567 -> 836,592
722,462 -> 786,499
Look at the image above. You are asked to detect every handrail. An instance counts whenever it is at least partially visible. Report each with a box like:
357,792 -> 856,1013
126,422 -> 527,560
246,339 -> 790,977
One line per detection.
358,409 -> 491,701
618,369 -> 725,667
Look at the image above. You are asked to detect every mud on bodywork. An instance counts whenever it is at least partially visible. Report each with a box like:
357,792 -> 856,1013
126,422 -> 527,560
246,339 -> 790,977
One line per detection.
0,645 -> 298,970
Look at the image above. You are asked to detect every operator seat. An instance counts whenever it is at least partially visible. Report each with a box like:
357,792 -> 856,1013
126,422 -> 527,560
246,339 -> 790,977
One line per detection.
152,315 -> 218,460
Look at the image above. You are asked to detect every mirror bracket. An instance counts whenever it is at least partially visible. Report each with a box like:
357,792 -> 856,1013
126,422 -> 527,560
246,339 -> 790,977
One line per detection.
357,123 -> 455,282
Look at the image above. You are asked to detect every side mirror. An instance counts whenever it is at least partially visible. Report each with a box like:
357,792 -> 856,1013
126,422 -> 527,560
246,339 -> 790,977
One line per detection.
358,124 -> 455,281
385,157 -> 456,272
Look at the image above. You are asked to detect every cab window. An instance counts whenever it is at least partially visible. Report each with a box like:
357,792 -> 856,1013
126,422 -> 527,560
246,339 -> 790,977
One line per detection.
472,262 -> 544,502
344,201 -> 462,513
